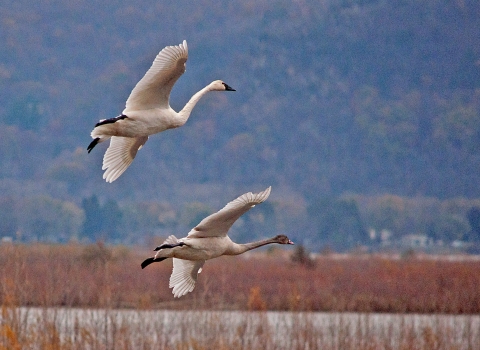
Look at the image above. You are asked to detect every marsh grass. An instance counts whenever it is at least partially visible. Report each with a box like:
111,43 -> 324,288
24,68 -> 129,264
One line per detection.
1,307 -> 479,349
1,243 -> 480,313
1,243 -> 480,348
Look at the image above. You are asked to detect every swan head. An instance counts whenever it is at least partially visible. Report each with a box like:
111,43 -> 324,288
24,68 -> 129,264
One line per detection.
209,80 -> 236,92
274,235 -> 294,245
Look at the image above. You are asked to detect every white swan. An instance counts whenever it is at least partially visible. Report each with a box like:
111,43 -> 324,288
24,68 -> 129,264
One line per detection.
141,186 -> 294,298
87,40 -> 235,182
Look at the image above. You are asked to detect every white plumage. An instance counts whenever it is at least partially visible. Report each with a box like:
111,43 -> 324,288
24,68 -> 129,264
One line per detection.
88,40 -> 235,182
169,259 -> 205,298
141,187 -> 294,298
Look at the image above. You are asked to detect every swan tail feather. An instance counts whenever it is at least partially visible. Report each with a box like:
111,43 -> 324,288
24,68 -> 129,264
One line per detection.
154,235 -> 181,250
164,235 -> 179,244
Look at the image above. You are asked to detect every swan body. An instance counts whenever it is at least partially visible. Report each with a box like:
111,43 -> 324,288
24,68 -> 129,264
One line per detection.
88,40 -> 235,182
141,186 -> 294,298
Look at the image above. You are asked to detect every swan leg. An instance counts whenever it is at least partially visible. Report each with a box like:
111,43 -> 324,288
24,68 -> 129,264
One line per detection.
94,114 -> 129,128
89,115 -> 129,154
154,242 -> 186,251
87,138 -> 101,153
141,256 -> 166,269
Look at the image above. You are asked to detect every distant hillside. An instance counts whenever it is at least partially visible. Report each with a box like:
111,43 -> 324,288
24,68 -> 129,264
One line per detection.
1,0 -> 480,248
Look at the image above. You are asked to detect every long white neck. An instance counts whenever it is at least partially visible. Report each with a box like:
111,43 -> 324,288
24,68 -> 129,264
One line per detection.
177,85 -> 212,125
227,237 -> 280,256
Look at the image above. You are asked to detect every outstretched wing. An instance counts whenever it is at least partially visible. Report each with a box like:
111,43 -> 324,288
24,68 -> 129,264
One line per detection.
187,186 -> 272,239
124,40 -> 188,111
102,136 -> 148,182
169,259 -> 205,298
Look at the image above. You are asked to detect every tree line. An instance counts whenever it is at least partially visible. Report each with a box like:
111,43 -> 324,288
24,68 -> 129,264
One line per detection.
2,193 -> 480,252
0,0 -> 479,249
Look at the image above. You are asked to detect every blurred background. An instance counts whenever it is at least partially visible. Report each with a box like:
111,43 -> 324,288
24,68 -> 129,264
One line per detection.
1,0 -> 480,252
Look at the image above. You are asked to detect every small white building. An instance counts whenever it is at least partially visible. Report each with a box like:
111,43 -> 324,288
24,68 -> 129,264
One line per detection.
401,234 -> 430,248
1,236 -> 13,244
369,228 -> 393,245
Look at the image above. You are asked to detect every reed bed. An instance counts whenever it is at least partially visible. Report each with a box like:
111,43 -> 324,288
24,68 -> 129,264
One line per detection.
1,243 -> 480,349
1,243 -> 479,313
1,307 -> 479,349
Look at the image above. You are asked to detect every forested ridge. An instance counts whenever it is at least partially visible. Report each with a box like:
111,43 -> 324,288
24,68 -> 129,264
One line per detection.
1,0 -> 480,250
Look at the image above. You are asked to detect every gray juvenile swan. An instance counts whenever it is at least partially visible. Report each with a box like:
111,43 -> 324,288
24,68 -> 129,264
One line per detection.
87,40 -> 235,182
141,186 -> 294,298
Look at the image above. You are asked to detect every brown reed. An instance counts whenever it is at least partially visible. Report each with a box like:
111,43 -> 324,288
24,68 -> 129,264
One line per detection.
0,307 -> 478,350
0,243 -> 479,313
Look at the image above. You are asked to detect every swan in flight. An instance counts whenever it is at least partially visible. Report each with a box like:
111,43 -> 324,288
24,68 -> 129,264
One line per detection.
87,40 -> 235,182
141,186 -> 294,298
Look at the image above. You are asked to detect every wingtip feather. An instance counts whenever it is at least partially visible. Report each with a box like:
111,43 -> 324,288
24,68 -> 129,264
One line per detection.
255,186 -> 272,203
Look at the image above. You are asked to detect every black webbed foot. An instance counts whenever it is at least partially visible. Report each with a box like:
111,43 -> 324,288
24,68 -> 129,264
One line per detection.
94,114 -> 128,128
141,256 -> 166,269
87,138 -> 100,153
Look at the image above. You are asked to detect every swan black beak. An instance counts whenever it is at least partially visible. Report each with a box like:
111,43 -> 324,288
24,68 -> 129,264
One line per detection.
288,240 -> 294,245
223,83 -> 236,91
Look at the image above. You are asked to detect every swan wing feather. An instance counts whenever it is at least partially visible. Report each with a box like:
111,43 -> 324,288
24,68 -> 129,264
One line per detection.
102,136 -> 148,182
187,186 -> 272,238
125,40 -> 188,111
169,259 -> 205,298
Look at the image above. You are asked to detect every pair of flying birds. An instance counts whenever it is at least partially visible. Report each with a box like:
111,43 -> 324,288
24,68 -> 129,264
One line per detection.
88,40 -> 293,298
